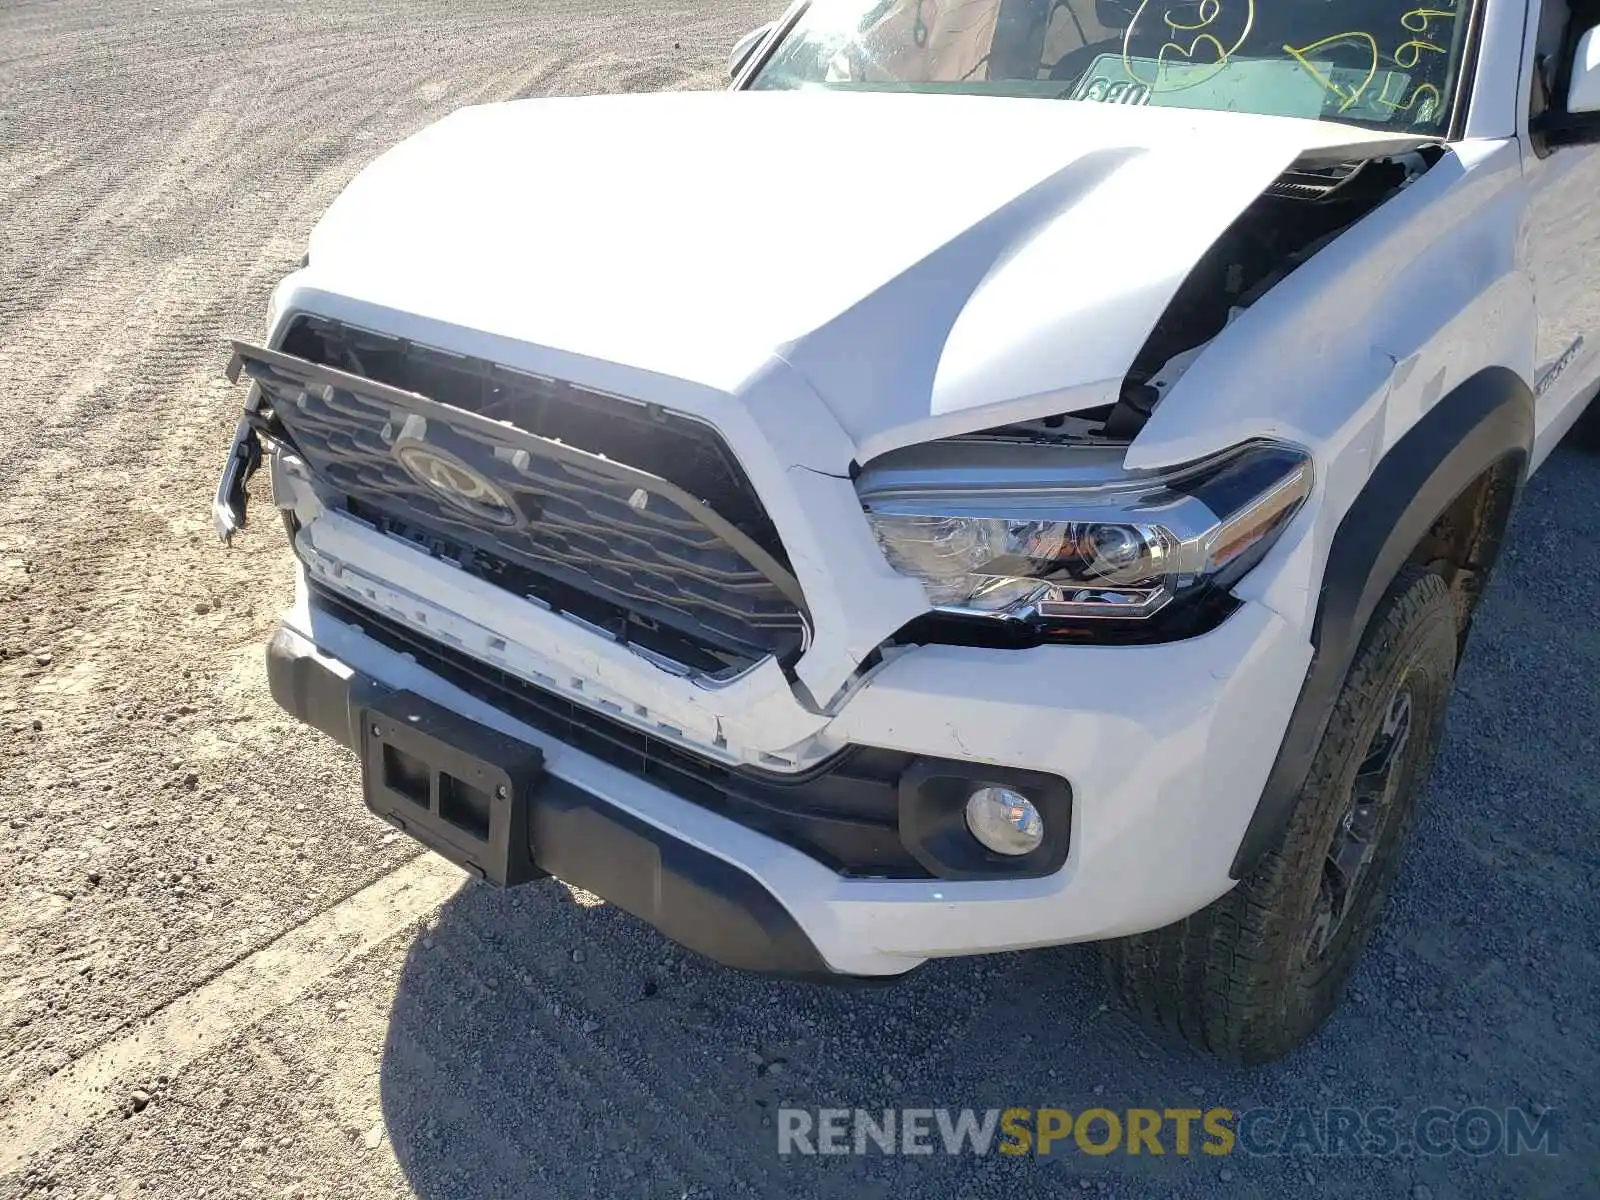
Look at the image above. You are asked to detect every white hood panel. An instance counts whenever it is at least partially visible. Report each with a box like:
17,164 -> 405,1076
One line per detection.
305,90 -> 1425,460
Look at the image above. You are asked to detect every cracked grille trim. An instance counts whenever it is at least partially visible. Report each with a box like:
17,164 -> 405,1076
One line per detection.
228,339 -> 810,672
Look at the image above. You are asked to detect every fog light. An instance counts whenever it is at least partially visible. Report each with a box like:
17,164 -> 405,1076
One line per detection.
964,787 -> 1044,856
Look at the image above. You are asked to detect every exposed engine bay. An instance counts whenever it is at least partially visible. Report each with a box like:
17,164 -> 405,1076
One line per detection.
974,145 -> 1443,445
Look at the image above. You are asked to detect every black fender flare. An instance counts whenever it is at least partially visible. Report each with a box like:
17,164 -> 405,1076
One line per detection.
1230,366 -> 1533,878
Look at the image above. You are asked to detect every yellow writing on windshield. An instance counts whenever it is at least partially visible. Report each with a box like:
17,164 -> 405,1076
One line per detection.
1393,38 -> 1446,68
1121,0 -> 1256,92
1400,8 -> 1455,32
1113,0 -> 1455,117
1282,32 -> 1380,111
1164,0 -> 1220,32
1284,2 -> 1455,116
1374,76 -> 1443,118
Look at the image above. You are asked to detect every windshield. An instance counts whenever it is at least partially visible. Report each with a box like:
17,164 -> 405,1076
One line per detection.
747,0 -> 1472,132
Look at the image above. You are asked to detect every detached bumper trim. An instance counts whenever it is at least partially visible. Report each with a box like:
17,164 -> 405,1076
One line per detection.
266,627 -> 845,979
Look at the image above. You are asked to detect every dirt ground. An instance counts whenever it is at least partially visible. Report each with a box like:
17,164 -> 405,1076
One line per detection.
1,1 -> 1597,1197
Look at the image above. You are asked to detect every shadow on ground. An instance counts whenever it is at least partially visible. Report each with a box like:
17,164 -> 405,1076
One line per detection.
378,446 -> 1598,1200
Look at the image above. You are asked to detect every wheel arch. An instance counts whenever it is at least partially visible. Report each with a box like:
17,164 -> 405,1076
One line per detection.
1230,366 -> 1533,879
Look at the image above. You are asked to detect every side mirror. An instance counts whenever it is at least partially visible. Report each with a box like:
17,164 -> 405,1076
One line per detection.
1567,25 -> 1600,114
729,22 -> 775,81
1535,24 -> 1600,146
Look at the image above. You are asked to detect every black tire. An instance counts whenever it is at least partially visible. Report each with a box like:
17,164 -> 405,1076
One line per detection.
1101,567 -> 1459,1064
1572,395 -> 1600,451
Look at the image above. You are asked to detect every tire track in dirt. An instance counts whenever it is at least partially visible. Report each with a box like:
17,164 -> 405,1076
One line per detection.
0,0 -> 775,1119
0,0 -> 738,481
0,853 -> 461,1175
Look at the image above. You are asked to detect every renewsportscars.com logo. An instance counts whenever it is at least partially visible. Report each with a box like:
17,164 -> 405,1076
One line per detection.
777,1106 -> 1560,1159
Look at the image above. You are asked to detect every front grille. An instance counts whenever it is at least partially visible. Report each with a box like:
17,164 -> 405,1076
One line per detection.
312,586 -> 930,879
261,316 -> 806,675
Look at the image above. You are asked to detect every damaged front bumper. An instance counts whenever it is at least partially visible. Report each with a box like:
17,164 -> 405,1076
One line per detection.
262,571 -> 1310,976
266,618 -> 849,977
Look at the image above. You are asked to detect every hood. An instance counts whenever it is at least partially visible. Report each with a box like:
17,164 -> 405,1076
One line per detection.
305,90 -> 1429,462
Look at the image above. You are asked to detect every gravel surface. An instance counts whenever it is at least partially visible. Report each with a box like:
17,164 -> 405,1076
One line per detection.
1,1 -> 1596,1197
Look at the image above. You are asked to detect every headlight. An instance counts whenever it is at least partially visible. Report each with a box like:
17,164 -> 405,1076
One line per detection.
858,439 -> 1311,625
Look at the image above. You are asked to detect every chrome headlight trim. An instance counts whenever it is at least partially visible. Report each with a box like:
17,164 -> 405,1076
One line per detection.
857,439 -> 1313,625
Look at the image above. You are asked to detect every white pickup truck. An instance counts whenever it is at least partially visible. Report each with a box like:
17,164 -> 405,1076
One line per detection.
217,0 -> 1600,1062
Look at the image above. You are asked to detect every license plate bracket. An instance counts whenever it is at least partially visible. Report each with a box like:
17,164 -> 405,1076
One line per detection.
360,691 -> 546,887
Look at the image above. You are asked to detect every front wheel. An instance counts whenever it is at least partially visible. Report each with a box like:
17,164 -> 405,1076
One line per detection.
1101,567 -> 1459,1064
1572,393 -> 1600,451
